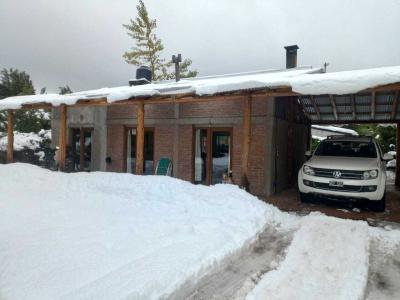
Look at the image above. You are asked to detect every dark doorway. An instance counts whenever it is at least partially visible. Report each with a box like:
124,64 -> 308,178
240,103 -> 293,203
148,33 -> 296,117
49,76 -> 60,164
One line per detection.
71,128 -> 93,171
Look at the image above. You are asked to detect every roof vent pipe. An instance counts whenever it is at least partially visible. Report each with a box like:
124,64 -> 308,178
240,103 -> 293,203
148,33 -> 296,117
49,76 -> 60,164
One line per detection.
129,66 -> 152,86
172,54 -> 182,82
284,45 -> 299,69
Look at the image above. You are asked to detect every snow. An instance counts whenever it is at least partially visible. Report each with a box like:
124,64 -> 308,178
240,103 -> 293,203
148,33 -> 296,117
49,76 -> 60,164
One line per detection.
1,65 -> 400,110
246,214 -> 370,300
1,163 -> 400,299
290,65 -> 400,95
311,125 -> 359,136
0,163 -> 297,300
0,130 -> 51,151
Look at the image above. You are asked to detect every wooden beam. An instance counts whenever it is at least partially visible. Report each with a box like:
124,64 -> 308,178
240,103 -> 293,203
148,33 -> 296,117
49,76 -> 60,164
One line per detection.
13,89 -> 298,111
391,90 -> 400,120
241,94 -> 252,190
310,96 -> 321,120
6,110 -> 14,163
371,92 -> 376,119
351,95 -> 357,120
329,95 -> 338,121
361,82 -> 400,93
58,104 -> 67,171
396,122 -> 400,187
135,102 -> 145,175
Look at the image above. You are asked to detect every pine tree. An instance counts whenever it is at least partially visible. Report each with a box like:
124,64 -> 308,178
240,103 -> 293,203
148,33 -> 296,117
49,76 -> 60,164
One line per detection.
0,68 -> 50,133
123,0 -> 197,80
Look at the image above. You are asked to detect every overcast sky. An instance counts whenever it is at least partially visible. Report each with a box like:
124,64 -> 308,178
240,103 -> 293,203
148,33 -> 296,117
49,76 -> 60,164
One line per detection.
1,0 -> 399,93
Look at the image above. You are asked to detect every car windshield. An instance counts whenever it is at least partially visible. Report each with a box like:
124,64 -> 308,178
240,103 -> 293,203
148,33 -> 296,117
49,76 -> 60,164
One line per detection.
314,140 -> 377,158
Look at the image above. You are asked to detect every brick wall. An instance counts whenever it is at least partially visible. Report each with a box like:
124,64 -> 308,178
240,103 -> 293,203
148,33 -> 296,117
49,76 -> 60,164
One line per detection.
105,96 -> 275,196
154,125 -> 174,166
108,103 -> 175,120
106,125 -> 125,172
177,125 -> 193,181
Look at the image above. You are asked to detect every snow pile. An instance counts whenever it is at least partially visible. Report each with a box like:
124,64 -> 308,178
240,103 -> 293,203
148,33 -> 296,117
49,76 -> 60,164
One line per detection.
1,65 -> 400,110
0,163 -> 297,300
0,130 -> 51,151
311,125 -> 359,136
246,214 -> 370,300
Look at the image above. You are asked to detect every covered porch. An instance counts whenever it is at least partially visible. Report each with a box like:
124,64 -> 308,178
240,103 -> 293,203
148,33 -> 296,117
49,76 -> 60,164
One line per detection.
1,66 -> 400,192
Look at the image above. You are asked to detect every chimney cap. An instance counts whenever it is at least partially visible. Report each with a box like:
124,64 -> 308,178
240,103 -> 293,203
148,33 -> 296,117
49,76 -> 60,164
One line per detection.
284,45 -> 299,51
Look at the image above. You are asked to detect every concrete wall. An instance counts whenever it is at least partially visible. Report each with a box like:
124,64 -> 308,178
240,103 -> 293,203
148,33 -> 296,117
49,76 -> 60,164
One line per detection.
51,106 -> 108,171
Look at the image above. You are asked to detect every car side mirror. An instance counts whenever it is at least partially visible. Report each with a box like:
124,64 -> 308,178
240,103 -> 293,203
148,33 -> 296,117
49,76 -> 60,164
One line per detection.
305,150 -> 312,158
383,153 -> 394,161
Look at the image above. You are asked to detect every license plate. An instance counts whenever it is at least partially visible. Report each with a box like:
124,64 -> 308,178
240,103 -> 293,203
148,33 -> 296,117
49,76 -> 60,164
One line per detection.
329,181 -> 344,187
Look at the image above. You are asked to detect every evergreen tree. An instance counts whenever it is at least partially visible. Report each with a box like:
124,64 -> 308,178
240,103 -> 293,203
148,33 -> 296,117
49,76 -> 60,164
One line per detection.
123,0 -> 197,80
59,85 -> 73,94
0,68 -> 50,133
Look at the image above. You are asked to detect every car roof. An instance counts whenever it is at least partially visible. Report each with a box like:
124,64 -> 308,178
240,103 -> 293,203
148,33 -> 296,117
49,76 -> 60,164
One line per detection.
324,135 -> 374,143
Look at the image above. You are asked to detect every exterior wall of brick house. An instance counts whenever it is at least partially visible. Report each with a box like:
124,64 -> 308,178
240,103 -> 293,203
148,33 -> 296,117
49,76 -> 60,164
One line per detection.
104,95 -> 290,197
51,94 -> 309,197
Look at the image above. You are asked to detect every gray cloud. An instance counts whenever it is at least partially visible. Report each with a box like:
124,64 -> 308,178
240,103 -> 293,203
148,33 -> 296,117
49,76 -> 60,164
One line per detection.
0,0 -> 399,93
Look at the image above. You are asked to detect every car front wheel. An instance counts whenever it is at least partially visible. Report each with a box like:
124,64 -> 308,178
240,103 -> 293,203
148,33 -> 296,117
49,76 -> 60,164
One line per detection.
300,192 -> 312,203
370,194 -> 386,212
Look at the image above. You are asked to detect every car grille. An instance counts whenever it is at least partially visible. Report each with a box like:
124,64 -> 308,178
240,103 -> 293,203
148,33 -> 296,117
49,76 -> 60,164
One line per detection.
303,180 -> 377,193
313,168 -> 364,180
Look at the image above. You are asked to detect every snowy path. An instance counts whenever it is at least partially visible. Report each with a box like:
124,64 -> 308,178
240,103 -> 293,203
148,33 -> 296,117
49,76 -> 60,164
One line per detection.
171,217 -> 400,300
166,226 -> 292,300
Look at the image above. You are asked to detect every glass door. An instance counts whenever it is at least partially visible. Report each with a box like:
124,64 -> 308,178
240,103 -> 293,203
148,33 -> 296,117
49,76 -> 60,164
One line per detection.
212,131 -> 231,184
194,128 -> 231,185
72,128 -> 92,171
126,128 -> 154,175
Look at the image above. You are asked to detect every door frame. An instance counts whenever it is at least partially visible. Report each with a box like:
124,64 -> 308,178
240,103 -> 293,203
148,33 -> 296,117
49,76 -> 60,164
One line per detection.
124,126 -> 155,174
192,127 -> 233,185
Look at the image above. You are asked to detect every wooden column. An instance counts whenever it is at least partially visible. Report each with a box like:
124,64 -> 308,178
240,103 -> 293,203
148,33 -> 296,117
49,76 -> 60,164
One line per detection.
287,98 -> 295,184
241,94 -> 252,190
396,123 -> 400,187
135,102 -> 145,175
59,104 -> 67,171
6,110 -> 14,163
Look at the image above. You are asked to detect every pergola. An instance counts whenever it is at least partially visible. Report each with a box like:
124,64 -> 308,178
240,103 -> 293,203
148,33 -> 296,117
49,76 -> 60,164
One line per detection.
2,66 -> 400,187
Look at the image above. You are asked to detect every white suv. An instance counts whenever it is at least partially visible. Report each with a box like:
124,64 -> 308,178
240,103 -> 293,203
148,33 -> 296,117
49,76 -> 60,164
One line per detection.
298,136 -> 393,212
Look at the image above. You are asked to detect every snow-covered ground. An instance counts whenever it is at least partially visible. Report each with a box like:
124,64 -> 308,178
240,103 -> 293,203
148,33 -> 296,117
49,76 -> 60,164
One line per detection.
0,163 -> 400,300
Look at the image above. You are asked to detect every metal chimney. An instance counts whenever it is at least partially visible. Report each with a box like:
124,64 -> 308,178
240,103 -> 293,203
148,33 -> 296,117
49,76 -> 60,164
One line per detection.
284,45 -> 299,69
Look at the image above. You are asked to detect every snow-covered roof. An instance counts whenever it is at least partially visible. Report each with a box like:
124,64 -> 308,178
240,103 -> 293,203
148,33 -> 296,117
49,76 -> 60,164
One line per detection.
311,125 -> 359,136
1,65 -> 400,111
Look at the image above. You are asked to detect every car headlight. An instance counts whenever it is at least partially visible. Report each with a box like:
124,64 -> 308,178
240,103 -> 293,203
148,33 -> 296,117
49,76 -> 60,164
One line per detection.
363,169 -> 378,180
303,165 -> 315,176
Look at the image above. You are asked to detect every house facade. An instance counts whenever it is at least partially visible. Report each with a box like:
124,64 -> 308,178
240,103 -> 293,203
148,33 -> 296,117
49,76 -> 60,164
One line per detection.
51,91 -> 310,197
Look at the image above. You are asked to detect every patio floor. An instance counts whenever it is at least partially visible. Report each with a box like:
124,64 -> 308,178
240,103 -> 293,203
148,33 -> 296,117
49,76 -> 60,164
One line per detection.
264,184 -> 400,224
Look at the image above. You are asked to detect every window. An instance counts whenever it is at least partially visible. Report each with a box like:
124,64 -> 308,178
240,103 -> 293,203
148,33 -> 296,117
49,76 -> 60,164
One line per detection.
315,140 -> 377,158
194,128 -> 231,185
126,128 -> 154,175
71,128 -> 93,171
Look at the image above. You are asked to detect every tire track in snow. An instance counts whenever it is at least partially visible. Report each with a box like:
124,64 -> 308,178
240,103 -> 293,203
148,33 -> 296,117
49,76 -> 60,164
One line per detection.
166,226 -> 292,300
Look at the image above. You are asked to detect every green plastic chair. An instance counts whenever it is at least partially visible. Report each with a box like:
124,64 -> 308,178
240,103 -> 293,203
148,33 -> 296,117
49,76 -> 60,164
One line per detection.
155,157 -> 172,176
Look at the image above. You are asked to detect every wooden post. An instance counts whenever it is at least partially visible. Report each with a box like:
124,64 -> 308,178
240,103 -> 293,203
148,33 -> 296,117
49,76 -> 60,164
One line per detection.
241,94 -> 252,190
6,110 -> 14,163
59,104 -> 67,171
135,102 -> 145,175
287,98 -> 294,184
396,123 -> 400,187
